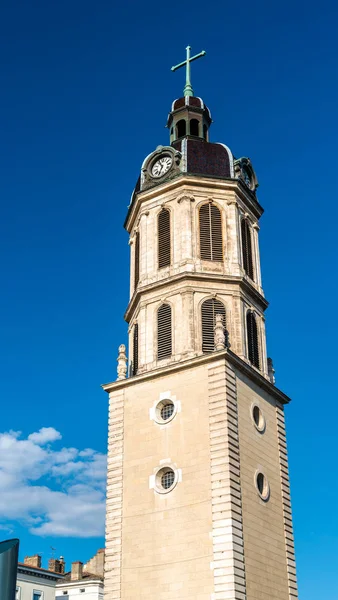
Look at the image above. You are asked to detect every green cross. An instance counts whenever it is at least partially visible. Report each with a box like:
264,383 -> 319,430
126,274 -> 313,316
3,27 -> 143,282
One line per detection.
171,45 -> 206,97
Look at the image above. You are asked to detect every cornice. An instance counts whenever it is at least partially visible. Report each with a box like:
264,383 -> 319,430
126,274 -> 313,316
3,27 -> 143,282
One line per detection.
124,271 -> 268,323
125,174 -> 263,232
17,566 -> 64,581
102,348 -> 290,405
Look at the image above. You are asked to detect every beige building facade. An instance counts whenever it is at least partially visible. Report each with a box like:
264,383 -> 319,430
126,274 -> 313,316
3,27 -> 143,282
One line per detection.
103,90 -> 298,600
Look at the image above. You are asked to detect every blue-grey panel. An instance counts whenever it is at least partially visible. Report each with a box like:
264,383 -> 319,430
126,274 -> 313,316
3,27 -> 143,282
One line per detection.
0,539 -> 19,600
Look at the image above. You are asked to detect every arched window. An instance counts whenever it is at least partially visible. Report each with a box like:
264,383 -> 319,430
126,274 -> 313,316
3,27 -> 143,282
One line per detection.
134,231 -> 140,287
241,219 -> 254,280
190,119 -> 199,136
157,303 -> 172,360
132,323 -> 139,376
158,208 -> 171,268
199,203 -> 223,261
247,311 -> 260,368
201,298 -> 226,353
177,119 -> 186,137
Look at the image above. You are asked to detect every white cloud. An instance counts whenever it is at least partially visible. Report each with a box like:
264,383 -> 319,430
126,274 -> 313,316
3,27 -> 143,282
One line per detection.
28,427 -> 62,445
0,428 -> 106,538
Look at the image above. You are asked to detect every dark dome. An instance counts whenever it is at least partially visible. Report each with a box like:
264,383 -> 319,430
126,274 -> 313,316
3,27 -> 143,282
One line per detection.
172,138 -> 233,179
171,96 -> 212,122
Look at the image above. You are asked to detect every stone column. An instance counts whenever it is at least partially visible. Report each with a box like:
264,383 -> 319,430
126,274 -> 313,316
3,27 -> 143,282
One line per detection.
180,290 -> 195,356
252,223 -> 263,290
227,201 -> 241,276
129,236 -> 135,299
138,211 -> 149,285
177,195 -> 194,267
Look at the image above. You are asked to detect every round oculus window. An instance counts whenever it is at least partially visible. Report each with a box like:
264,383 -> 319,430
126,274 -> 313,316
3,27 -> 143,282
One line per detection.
161,470 -> 175,489
154,399 -> 176,424
251,404 -> 266,433
160,402 -> 174,421
154,466 -> 177,494
255,471 -> 270,501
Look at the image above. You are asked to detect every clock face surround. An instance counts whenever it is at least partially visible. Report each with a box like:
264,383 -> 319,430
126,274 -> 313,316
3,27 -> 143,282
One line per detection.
242,166 -> 252,189
151,155 -> 173,178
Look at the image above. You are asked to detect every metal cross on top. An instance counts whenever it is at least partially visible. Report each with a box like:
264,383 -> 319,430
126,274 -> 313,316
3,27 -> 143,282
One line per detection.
171,45 -> 206,97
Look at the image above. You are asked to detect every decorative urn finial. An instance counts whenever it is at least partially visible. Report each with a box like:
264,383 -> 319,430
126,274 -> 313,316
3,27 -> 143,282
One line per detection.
214,314 -> 226,351
116,344 -> 128,381
267,357 -> 276,385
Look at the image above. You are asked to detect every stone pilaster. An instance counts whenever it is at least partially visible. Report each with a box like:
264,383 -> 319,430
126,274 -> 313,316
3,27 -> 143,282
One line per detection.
177,194 -> 194,266
208,359 -> 246,600
252,224 -> 263,291
276,404 -> 298,600
104,390 -> 124,600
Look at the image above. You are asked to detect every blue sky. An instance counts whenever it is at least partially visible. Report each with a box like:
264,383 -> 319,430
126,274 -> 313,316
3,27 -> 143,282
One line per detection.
0,0 -> 337,596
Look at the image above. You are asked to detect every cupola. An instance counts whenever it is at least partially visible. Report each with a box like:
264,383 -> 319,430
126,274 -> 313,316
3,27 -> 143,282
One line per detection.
167,96 -> 212,143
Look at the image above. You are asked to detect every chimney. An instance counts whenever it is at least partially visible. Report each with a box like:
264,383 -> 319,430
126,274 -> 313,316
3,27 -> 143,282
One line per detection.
24,555 -> 42,568
71,561 -> 83,581
48,557 -> 65,574
59,556 -> 65,574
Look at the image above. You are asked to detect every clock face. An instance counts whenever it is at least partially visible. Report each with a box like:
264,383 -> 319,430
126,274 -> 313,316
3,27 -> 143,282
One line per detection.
151,156 -> 173,178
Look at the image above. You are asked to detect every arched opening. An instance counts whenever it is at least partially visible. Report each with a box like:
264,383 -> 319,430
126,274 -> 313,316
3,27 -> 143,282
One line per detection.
176,119 -> 186,138
199,203 -> 223,261
157,303 -> 172,360
190,119 -> 199,136
247,311 -> 260,368
241,219 -> 254,280
201,298 -> 226,353
158,208 -> 171,268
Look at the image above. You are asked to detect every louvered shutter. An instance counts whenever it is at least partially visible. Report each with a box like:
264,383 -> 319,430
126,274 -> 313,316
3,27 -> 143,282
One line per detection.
157,304 -> 172,360
241,219 -> 254,280
247,311 -> 260,368
199,203 -> 223,261
132,323 -> 139,375
134,231 -> 140,287
201,299 -> 226,353
158,208 -> 171,268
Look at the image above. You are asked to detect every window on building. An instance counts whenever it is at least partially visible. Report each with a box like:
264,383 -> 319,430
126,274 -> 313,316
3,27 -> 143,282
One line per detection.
176,119 -> 186,137
157,303 -> 172,360
247,311 -> 260,368
241,219 -> 254,280
134,231 -> 140,288
158,208 -> 171,268
199,203 -> 223,261
201,298 -> 226,353
33,592 -> 42,600
132,323 -> 139,376
190,118 -> 199,136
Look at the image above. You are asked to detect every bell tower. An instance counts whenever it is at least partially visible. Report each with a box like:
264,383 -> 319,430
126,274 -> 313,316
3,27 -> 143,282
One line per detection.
104,48 -> 298,600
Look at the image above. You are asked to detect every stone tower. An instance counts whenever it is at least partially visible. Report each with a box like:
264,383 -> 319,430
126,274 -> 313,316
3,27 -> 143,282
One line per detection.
103,53 -> 298,600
